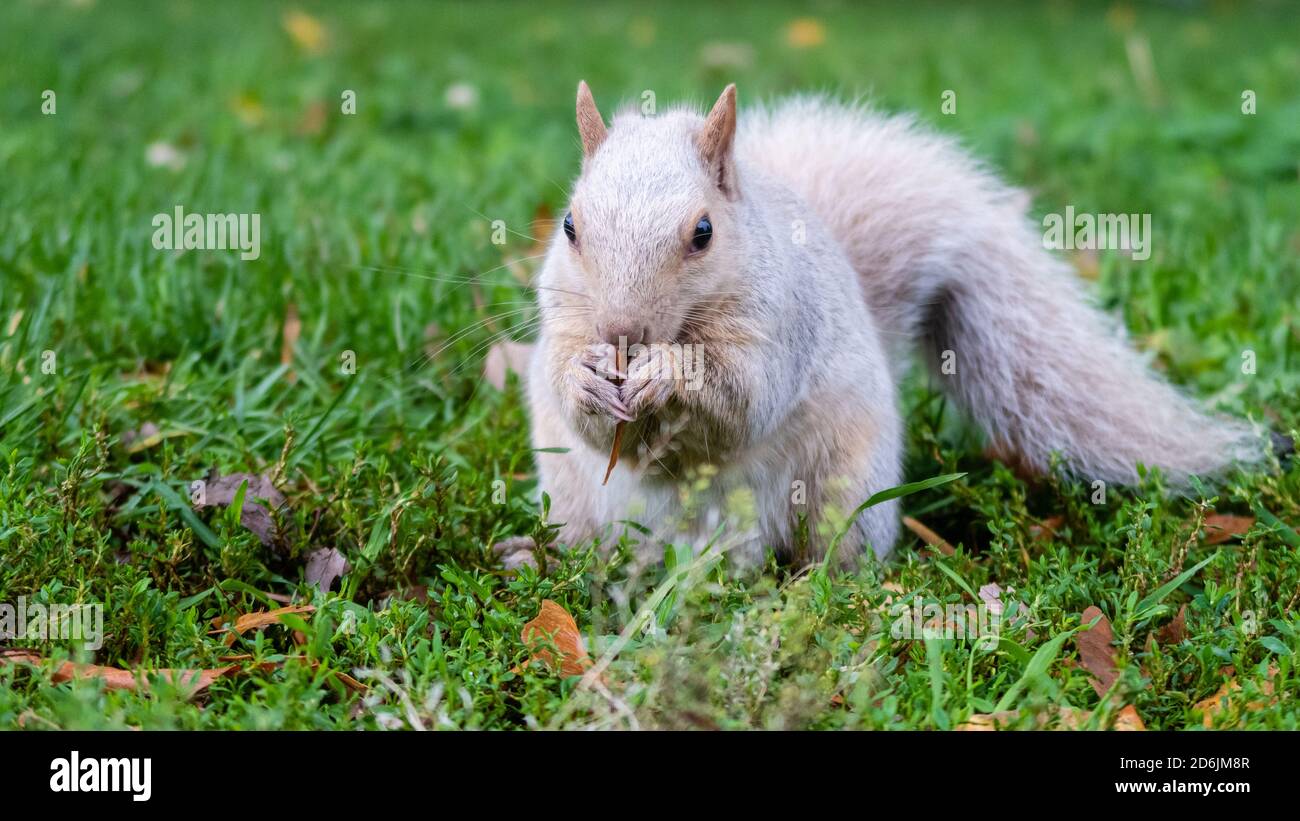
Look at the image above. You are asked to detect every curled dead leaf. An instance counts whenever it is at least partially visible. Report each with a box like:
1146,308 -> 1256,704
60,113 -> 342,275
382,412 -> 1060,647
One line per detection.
209,604 -> 316,646
603,420 -> 626,485
521,599 -> 591,678
0,652 -> 234,698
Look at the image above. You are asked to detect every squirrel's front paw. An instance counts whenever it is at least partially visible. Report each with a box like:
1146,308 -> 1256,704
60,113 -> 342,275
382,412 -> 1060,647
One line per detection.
564,344 -> 633,422
621,344 -> 679,419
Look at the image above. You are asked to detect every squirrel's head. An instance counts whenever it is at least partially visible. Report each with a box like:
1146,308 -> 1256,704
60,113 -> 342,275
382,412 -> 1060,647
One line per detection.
554,82 -> 741,346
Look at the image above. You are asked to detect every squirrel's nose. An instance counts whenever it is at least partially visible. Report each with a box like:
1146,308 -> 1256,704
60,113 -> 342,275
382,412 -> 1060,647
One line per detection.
597,323 -> 647,347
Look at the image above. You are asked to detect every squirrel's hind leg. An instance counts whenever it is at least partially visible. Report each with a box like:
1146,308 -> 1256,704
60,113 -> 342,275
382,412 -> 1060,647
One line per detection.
773,393 -> 904,567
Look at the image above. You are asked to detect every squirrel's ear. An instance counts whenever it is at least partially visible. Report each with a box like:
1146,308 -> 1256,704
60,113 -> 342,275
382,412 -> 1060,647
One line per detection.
575,81 -> 607,158
698,84 -> 738,197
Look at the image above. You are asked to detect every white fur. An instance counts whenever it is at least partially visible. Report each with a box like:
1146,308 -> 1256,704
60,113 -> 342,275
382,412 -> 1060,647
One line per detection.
526,92 -> 1267,566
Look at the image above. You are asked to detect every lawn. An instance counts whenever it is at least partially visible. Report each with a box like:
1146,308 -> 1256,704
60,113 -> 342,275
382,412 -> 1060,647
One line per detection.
0,0 -> 1297,730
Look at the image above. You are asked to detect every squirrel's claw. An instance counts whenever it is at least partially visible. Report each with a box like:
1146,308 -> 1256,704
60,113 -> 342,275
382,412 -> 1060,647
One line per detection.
620,345 -> 678,419
567,348 -> 633,422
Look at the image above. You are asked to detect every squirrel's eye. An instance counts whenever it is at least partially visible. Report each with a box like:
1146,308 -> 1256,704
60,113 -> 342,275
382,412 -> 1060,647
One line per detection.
691,215 -> 712,252
563,212 -> 577,245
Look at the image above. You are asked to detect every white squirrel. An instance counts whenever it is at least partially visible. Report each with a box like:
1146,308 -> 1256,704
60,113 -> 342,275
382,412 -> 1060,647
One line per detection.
520,82 -> 1273,567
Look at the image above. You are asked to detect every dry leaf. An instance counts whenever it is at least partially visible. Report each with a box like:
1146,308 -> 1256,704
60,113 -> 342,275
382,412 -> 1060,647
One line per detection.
193,471 -> 287,546
1114,704 -> 1147,731
0,649 -> 43,665
785,18 -> 826,48
0,653 -> 233,698
978,583 -> 1004,617
209,604 -> 315,646
957,706 -> 1086,730
1076,605 -> 1119,696
57,664 -> 234,694
602,421 -> 626,486
483,340 -> 535,391
902,516 -> 954,556
304,547 -> 349,592
1155,603 -> 1187,645
1193,664 -> 1279,727
958,705 -> 1144,731
521,599 -> 591,678
1202,513 -> 1254,545
1071,606 -> 1150,729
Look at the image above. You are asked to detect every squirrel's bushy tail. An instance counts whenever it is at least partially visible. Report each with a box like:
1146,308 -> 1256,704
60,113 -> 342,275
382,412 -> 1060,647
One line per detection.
743,97 -> 1268,486
917,238 -> 1264,485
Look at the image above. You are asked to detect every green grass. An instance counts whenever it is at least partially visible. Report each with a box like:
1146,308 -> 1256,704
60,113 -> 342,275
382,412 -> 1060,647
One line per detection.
1,0 -> 1298,730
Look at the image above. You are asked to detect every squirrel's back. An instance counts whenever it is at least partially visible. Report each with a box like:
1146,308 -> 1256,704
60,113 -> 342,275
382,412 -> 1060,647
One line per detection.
738,95 -> 1268,485
739,97 -> 1024,352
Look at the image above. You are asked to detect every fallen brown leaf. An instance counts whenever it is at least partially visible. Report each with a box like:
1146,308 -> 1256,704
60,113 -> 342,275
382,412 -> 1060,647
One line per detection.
958,705 -> 1144,731
521,599 -> 591,678
1193,664 -> 1279,728
902,516 -> 954,556
1202,513 -> 1254,545
978,583 -> 1004,617
1114,704 -> 1147,731
193,470 -> 288,546
1076,605 -> 1119,696
0,653 -> 234,697
209,604 -> 316,646
304,547 -> 349,592
1155,603 -> 1187,645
